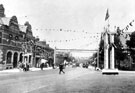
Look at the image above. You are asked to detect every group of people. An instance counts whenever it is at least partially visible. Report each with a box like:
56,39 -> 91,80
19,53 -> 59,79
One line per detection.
18,61 -> 29,71
40,58 -> 48,70
40,58 -> 55,70
40,58 -> 66,74
18,58 -> 66,74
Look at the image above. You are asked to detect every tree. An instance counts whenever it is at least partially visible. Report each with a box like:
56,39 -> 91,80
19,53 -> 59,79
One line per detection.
126,31 -> 135,48
126,31 -> 135,64
99,37 -> 104,68
114,27 -> 126,69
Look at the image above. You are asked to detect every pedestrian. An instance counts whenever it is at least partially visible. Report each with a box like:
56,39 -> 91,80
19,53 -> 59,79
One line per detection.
59,63 -> 65,74
26,63 -> 29,71
40,58 -> 47,70
18,61 -> 23,72
40,59 -> 44,70
52,63 -> 55,69
22,60 -> 26,71
64,59 -> 67,68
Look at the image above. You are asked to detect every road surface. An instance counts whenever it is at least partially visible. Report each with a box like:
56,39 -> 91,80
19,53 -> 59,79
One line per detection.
0,67 -> 135,93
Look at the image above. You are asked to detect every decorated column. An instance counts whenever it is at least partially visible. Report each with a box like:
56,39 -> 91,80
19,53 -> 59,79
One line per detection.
104,32 -> 109,69
102,32 -> 118,74
110,34 -> 115,69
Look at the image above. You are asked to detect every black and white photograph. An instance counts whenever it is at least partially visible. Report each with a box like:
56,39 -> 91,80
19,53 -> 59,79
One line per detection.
0,0 -> 135,93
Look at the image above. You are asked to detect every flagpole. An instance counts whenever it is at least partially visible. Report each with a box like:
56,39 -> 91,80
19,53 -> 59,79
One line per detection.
105,8 -> 110,32
107,9 -> 110,32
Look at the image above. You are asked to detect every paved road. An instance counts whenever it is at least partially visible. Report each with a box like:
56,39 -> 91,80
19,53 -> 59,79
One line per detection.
0,67 -> 135,93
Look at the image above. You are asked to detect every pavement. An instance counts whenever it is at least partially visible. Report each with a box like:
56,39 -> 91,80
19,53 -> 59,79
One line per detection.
0,67 -> 53,73
0,65 -> 92,73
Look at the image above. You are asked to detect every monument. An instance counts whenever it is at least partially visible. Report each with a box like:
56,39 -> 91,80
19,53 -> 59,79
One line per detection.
102,30 -> 119,74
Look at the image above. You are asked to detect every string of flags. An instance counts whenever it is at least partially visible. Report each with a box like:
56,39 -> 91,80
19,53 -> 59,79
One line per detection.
79,39 -> 100,47
35,28 -> 100,35
34,28 -> 101,43
46,35 -> 100,43
121,19 -> 134,33
115,19 -> 135,39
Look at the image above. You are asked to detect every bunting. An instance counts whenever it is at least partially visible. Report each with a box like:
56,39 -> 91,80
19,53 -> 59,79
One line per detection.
121,20 -> 134,33
46,35 -> 100,43
35,28 -> 100,35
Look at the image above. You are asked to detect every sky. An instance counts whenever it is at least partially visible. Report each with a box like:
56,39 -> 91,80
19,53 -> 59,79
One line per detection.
1,0 -> 135,51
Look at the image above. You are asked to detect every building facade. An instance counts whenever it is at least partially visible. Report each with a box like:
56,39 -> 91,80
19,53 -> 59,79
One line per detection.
0,4 -> 35,69
34,41 -> 54,67
0,4 -> 54,70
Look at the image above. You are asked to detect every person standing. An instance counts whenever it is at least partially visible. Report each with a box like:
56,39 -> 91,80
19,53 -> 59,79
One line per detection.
40,58 -> 47,70
18,61 -> 23,72
40,58 -> 44,70
23,59 -> 27,71
64,59 -> 67,68
59,63 -> 65,74
52,63 -> 55,69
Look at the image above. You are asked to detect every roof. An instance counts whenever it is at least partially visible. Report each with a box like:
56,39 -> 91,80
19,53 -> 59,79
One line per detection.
36,41 -> 54,51
0,17 -> 11,26
19,25 -> 27,32
0,4 -> 4,9
36,42 -> 45,47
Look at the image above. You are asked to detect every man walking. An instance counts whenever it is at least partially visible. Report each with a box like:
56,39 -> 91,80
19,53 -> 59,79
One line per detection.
59,63 -> 65,74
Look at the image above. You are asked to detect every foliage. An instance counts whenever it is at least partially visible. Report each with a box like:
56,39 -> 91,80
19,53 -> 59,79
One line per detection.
126,31 -> 135,48
98,35 -> 104,68
55,52 -> 75,65
126,31 -> 135,63
99,38 -> 104,62
114,27 -> 128,69
114,28 -> 126,61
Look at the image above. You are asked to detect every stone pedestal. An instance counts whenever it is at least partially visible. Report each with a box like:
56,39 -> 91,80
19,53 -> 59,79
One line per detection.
102,69 -> 119,74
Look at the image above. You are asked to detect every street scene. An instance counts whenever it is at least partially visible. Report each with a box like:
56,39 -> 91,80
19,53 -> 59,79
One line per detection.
0,0 -> 135,93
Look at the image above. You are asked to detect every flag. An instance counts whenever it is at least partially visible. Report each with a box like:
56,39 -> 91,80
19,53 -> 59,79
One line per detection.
129,22 -> 133,26
105,9 -> 109,21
